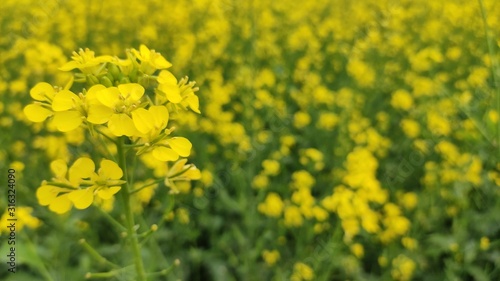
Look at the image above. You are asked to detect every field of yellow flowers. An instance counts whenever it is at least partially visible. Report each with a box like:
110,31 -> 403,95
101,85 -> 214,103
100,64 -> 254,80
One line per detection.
1,0 -> 500,280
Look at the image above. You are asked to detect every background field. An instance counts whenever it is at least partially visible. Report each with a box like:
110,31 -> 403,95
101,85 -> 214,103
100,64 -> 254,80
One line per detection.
1,0 -> 500,280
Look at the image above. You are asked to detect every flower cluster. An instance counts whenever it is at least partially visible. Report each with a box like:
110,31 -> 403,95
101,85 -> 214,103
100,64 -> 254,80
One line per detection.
24,45 -> 201,212
37,157 -> 124,214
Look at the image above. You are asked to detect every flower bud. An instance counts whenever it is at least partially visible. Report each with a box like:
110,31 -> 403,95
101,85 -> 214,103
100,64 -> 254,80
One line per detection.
86,74 -> 100,86
100,76 -> 113,87
108,63 -> 121,80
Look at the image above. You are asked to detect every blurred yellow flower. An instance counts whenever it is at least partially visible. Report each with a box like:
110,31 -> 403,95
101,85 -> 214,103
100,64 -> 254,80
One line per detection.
258,192 -> 284,217
262,249 -> 280,266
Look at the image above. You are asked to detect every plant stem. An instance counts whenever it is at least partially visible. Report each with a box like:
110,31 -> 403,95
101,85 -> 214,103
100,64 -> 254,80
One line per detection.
117,137 -> 147,281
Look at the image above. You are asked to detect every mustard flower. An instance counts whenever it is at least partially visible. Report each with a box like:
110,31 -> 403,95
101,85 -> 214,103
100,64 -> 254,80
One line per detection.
87,83 -> 145,136
131,44 -> 172,75
36,157 -> 124,214
59,48 -> 113,74
132,105 -> 193,161
157,70 -> 200,114
164,159 -> 201,194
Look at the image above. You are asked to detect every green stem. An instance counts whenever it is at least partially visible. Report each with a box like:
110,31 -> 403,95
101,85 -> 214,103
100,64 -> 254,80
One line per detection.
117,137 -> 147,281
79,239 -> 120,269
129,178 -> 163,195
93,205 -> 127,233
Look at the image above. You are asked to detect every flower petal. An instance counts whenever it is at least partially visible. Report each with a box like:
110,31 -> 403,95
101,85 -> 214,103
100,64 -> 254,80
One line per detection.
52,90 -> 79,111
132,108 -> 154,134
108,113 -> 138,136
185,94 -> 200,114
118,83 -> 145,102
53,111 -> 83,132
152,146 -> 179,162
49,194 -> 72,214
97,186 -> 121,200
97,87 -> 120,108
150,105 -> 169,129
24,104 -> 53,122
36,185 -> 65,206
69,157 -> 95,184
168,137 -> 192,157
86,84 -> 107,104
30,82 -> 55,101
99,159 -> 123,180
87,104 -> 113,124
68,188 -> 95,209
59,61 -> 81,71
50,159 -> 68,179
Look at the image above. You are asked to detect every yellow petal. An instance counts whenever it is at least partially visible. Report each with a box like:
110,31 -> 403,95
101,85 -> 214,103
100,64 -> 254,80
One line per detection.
158,83 -> 182,103
68,188 -> 95,209
95,55 -> 114,63
49,194 -> 73,214
139,44 -> 151,59
150,105 -> 169,128
59,61 -> 81,71
30,82 -> 55,101
53,111 -> 83,132
50,159 -> 68,178
118,83 -> 145,102
87,104 -> 113,124
97,186 -> 121,200
152,146 -> 179,162
108,114 -> 138,136
152,55 -> 172,69
169,159 -> 188,175
24,104 -> 53,122
157,70 -> 177,85
69,157 -> 95,184
184,168 -> 202,180
36,185 -> 65,206
52,90 -> 79,111
97,87 -> 120,108
168,137 -> 192,157
132,108 -> 154,134
185,94 -> 200,114
99,159 -> 123,180
86,84 -> 107,104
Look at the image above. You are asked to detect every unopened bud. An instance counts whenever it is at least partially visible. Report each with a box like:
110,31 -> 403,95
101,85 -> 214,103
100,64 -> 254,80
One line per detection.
100,76 -> 113,88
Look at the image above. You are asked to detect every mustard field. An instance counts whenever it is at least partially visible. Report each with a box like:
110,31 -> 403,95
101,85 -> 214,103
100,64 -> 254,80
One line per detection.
1,0 -> 500,280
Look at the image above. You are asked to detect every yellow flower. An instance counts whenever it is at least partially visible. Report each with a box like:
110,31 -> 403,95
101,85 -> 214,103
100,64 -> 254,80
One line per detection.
88,83 -> 145,136
400,192 -> 418,210
291,262 -> 314,281
350,243 -> 364,258
391,89 -> 414,111
391,255 -> 416,281
400,119 -> 420,138
23,82 -> 56,123
0,207 -> 41,233
262,159 -> 280,176
258,192 -> 284,217
164,159 -> 201,194
480,237 -> 490,250
293,111 -> 311,129
36,158 -> 124,214
131,44 -> 172,74
401,237 -> 418,250
262,250 -> 280,266
252,173 -> 269,189
59,48 -> 113,74
157,71 -> 201,114
284,206 -> 303,227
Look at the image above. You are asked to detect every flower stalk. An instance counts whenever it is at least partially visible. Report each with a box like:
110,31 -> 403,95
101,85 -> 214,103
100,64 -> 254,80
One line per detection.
117,137 -> 147,281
